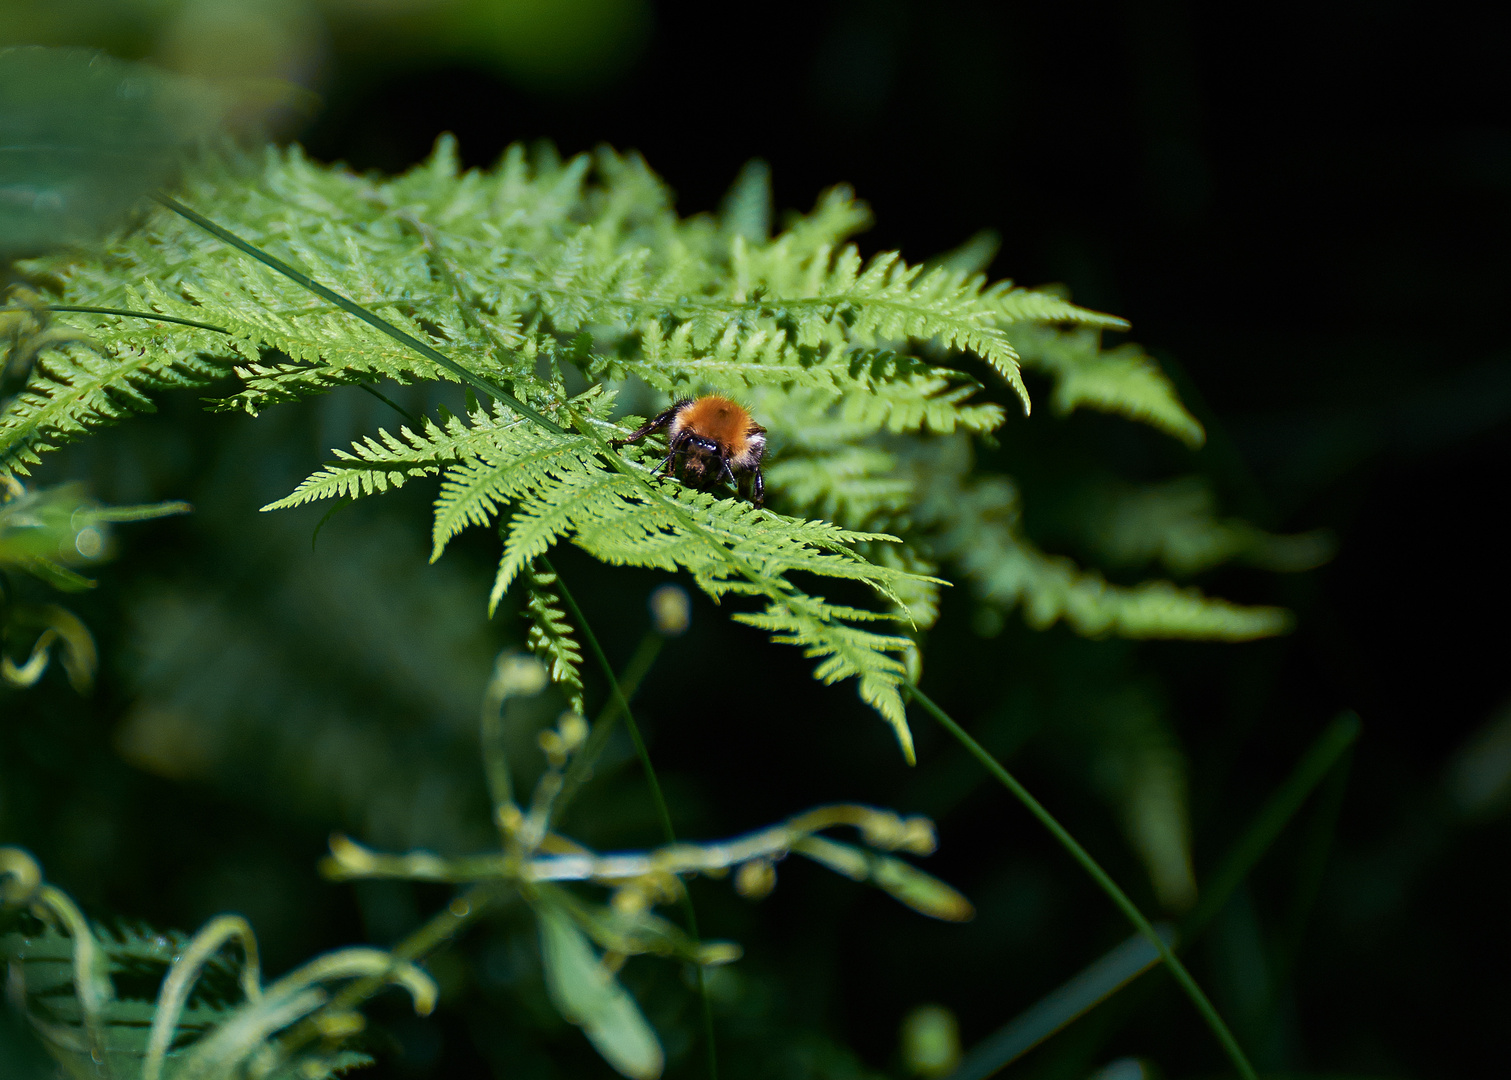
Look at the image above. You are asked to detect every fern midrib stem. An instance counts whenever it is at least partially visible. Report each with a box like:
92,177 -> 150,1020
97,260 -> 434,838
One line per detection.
904,683 -> 1259,1080
152,193 -> 567,435
540,556 -> 719,1080
37,303 -> 229,333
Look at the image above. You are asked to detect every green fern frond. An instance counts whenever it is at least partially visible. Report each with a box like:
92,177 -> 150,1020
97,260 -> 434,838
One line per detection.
0,137 -> 1306,750
764,184 -> 874,261
522,562 -> 587,716
724,245 -> 1045,407
485,423 -> 925,755
988,542 -> 1290,640
0,318 -> 227,480
266,376 -> 924,750
764,446 -> 914,530
262,389 -> 612,526
606,324 -> 1007,437
910,440 -> 1290,641
5,141 -> 1128,482
1009,324 -> 1206,447
1088,476 -> 1336,576
732,596 -> 914,760
719,159 -> 773,244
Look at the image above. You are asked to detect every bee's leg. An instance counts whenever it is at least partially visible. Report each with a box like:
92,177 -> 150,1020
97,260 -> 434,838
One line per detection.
654,431 -> 691,480
750,468 -> 765,509
611,400 -> 689,448
719,457 -> 740,490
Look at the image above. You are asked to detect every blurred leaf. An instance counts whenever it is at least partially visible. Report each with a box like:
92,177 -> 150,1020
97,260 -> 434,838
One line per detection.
0,482 -> 188,588
535,902 -> 664,1079
434,0 -> 651,93
792,836 -> 974,922
1008,324 -> 1205,447
0,46 -> 226,254
720,159 -> 773,244
1082,686 -> 1196,911
549,885 -> 741,967
925,229 -> 1001,276
1089,477 -> 1335,576
900,1004 -> 961,1077
1446,697 -> 1511,820
869,854 -> 975,922
1086,1058 -> 1152,1080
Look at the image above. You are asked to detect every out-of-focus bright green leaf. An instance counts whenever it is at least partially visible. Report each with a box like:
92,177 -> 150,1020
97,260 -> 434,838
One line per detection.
0,482 -> 189,588
0,46 -> 226,254
550,886 -> 742,967
868,853 -> 975,922
536,903 -> 664,1079
793,836 -> 973,922
900,1003 -> 961,1077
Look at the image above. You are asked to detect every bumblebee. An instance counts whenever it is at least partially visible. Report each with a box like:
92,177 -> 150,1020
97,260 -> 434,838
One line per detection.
612,395 -> 768,507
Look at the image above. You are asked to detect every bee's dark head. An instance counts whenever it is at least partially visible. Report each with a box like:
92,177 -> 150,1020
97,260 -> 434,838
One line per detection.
682,442 -> 720,486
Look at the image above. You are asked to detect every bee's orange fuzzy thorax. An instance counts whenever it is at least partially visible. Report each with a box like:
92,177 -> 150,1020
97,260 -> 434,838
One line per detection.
672,395 -> 759,456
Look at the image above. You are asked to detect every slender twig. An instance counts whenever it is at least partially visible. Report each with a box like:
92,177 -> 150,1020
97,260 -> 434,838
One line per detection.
541,557 -> 720,1080
906,683 -> 1258,1080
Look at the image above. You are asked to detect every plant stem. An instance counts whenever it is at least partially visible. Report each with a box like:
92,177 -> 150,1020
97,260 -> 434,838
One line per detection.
356,383 -> 421,426
541,557 -> 719,1080
1184,712 -> 1360,938
947,711 -> 1360,1079
553,631 -> 665,826
276,883 -> 501,1062
905,683 -> 1258,1080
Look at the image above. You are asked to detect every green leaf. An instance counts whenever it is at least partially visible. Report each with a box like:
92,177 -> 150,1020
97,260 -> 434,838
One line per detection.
1009,324 -> 1205,447
0,48 -> 226,254
535,903 -> 664,1080
792,836 -> 973,921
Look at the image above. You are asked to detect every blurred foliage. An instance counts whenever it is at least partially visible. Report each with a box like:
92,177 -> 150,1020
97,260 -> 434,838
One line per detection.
0,0 -> 649,97
0,48 -> 230,254
2,480 -> 186,691
1,846 -> 430,1080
